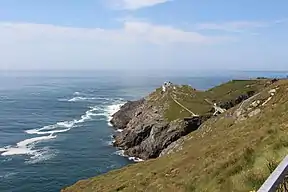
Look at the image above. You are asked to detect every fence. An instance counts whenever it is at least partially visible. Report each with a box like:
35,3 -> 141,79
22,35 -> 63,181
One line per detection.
258,155 -> 288,192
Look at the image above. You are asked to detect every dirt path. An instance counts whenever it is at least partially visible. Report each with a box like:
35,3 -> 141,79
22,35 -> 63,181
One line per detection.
169,91 -> 198,117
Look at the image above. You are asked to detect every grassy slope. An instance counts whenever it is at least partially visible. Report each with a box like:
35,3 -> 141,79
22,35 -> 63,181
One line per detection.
62,79 -> 288,192
164,79 -> 268,121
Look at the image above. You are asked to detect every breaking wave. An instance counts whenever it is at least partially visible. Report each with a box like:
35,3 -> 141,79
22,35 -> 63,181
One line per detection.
114,150 -> 144,163
0,98 -> 126,164
0,134 -> 56,158
59,96 -> 119,102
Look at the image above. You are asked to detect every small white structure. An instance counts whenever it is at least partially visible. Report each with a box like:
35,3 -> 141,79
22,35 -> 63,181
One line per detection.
162,81 -> 173,93
162,85 -> 166,92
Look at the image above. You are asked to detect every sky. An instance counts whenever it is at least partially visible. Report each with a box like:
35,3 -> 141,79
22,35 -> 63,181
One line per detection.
0,0 -> 287,71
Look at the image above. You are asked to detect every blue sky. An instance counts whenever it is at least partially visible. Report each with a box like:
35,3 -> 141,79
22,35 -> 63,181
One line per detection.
0,0 -> 287,71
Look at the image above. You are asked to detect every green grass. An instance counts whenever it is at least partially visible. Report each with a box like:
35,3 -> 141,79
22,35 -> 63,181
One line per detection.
163,79 -> 268,121
62,79 -> 288,192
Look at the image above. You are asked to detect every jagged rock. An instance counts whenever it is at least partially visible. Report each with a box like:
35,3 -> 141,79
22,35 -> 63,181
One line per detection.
235,94 -> 249,105
111,93 -> 205,160
219,91 -> 254,110
110,99 -> 144,129
219,101 -> 234,110
113,100 -> 197,159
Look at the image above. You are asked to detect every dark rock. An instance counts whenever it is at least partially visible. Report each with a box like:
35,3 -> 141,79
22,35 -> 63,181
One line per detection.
219,101 -> 234,110
111,93 -> 202,160
235,94 -> 249,104
110,99 -> 144,129
271,78 -> 279,84
247,90 -> 255,97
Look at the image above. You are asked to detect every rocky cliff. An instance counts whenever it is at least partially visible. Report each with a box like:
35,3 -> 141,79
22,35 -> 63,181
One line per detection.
110,79 -> 272,160
111,89 -> 194,160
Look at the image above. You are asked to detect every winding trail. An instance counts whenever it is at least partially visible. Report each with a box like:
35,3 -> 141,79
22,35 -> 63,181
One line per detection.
169,90 -> 198,117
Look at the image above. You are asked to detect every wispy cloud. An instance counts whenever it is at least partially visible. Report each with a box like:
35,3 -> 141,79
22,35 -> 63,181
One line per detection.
0,21 -> 231,46
108,0 -> 172,10
196,19 -> 287,33
0,21 -> 234,70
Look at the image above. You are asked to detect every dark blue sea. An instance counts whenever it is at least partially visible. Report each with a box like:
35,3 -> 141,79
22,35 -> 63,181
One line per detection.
0,70 -> 287,192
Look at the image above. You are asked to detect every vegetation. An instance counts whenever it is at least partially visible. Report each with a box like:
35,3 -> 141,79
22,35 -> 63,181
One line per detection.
62,79 -> 288,192
162,79 -> 268,121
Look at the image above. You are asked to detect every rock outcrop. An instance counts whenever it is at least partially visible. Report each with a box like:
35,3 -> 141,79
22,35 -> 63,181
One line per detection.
111,96 -> 198,160
110,99 -> 144,129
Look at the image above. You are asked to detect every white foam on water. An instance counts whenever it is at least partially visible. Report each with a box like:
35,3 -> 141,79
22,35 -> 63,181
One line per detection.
26,122 -> 74,135
25,147 -> 57,164
73,92 -> 81,96
104,101 -> 126,126
0,148 -> 8,152
0,172 -> 17,179
106,140 -> 115,146
68,97 -> 93,102
0,134 -> 56,156
65,96 -> 114,102
114,150 -> 144,163
114,150 -> 125,157
26,106 -> 103,135
116,129 -> 124,133
128,157 -> 144,162
1,97 -> 125,163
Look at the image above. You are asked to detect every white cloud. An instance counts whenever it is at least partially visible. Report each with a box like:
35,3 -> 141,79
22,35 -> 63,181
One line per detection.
196,21 -> 268,33
108,0 -> 171,10
0,21 -> 229,45
0,21 -> 233,70
196,19 -> 286,33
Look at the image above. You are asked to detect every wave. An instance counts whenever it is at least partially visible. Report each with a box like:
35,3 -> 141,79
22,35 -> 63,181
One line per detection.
0,172 -> 18,179
104,102 -> 125,126
114,150 -> 144,163
25,106 -> 102,135
0,98 -> 126,163
25,147 -> 57,164
59,96 -> 117,102
73,92 -> 81,96
0,134 -> 56,156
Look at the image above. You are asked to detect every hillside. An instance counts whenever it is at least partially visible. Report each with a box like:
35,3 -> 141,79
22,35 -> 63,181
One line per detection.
62,79 -> 287,192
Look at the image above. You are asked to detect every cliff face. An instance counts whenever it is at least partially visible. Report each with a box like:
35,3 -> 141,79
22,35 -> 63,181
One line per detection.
111,91 -> 195,159
110,99 -> 145,129
110,80 -> 271,160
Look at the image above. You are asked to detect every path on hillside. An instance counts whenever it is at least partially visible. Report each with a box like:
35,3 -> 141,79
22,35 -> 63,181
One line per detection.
204,99 -> 226,114
238,92 -> 261,110
169,90 -> 198,117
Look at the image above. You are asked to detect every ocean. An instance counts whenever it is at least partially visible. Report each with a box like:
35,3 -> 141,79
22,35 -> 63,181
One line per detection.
0,70 -> 287,192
